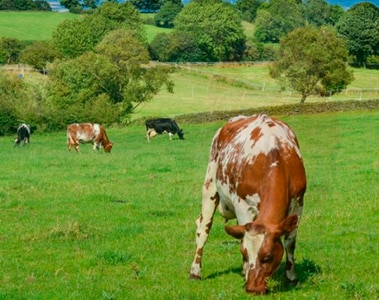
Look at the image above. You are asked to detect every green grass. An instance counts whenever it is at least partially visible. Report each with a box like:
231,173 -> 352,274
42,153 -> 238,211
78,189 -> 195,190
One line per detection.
0,11 -> 171,43
0,111 -> 378,299
144,24 -> 172,42
0,11 -> 79,41
133,63 -> 379,120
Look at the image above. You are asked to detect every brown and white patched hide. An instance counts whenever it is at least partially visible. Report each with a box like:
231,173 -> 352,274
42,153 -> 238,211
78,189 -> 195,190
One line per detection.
67,123 -> 113,153
189,114 -> 306,294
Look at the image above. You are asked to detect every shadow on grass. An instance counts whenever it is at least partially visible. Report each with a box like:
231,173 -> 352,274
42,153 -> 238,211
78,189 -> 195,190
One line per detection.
204,257 -> 321,293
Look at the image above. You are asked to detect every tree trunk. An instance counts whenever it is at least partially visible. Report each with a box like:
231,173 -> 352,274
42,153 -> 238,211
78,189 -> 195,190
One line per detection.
300,94 -> 307,104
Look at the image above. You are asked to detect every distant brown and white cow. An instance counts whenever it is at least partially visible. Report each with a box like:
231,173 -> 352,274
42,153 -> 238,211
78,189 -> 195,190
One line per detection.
189,114 -> 306,294
67,123 -> 113,153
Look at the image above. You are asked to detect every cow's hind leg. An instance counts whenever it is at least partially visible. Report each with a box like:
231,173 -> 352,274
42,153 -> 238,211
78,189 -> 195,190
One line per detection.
189,174 -> 219,280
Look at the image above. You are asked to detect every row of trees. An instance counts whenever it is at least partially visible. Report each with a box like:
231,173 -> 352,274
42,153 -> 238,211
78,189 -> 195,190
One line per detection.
0,0 -> 51,11
0,0 -> 376,134
0,2 -> 174,134
150,0 -> 379,67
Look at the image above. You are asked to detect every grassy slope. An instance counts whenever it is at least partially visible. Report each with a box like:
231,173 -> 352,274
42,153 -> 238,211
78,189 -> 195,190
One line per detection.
0,111 -> 378,299
133,63 -> 379,120
0,11 -> 79,41
0,11 -> 170,42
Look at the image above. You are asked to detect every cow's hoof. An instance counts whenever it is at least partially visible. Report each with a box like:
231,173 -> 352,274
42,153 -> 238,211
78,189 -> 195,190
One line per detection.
189,274 -> 201,280
287,278 -> 298,286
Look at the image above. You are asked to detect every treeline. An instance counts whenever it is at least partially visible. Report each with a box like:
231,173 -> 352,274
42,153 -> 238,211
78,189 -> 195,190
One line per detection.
0,0 -> 51,11
0,0 -> 379,135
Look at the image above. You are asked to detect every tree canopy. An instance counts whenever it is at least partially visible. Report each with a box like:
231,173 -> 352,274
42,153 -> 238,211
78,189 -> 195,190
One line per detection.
303,0 -> 344,26
336,2 -> 379,67
174,0 -> 246,61
52,2 -> 146,59
0,0 -> 50,10
254,0 -> 304,43
46,29 -> 174,127
154,0 -> 183,28
270,26 -> 354,104
235,0 -> 264,23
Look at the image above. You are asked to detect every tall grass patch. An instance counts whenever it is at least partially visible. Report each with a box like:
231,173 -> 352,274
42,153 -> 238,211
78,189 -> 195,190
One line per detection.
0,111 -> 378,299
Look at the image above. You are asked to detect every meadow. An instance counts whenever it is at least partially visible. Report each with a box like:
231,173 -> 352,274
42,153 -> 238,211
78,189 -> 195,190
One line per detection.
1,10 -> 379,299
0,11 -> 79,41
0,110 -> 378,299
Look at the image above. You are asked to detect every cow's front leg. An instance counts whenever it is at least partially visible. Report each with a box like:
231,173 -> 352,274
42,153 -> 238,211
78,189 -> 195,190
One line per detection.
93,143 -> 100,151
189,179 -> 219,279
284,229 -> 298,284
284,196 -> 303,284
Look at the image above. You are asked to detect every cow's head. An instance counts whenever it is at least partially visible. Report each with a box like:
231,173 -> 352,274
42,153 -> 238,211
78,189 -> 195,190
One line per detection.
225,214 -> 298,294
178,129 -> 184,140
148,128 -> 158,138
104,143 -> 113,153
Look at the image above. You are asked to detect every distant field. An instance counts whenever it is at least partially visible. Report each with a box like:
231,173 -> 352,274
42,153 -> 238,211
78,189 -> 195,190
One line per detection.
0,11 -> 170,42
132,63 -> 379,120
0,11 -> 79,41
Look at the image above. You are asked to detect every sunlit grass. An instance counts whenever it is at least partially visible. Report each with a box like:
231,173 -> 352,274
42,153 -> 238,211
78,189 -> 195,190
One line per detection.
0,11 -> 79,41
0,111 -> 378,299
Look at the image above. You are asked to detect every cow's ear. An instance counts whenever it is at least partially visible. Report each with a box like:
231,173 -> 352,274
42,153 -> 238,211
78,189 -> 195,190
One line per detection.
225,225 -> 245,239
278,214 -> 298,235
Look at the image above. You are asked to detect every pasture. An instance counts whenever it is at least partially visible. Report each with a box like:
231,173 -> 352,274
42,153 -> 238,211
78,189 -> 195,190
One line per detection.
0,111 -> 378,299
0,11 -> 79,41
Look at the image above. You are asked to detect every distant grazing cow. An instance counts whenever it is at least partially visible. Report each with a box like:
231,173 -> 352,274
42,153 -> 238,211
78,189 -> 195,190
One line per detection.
14,123 -> 31,147
67,123 -> 113,153
189,114 -> 306,294
145,118 -> 184,142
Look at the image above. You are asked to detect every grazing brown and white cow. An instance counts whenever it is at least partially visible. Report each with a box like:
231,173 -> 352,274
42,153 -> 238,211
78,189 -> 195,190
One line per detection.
67,123 -> 113,153
189,114 -> 306,294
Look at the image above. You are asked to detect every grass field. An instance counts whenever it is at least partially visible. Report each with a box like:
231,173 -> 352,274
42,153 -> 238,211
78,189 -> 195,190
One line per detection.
0,111 -> 378,299
0,11 -> 170,42
132,63 -> 379,120
0,11 -> 79,41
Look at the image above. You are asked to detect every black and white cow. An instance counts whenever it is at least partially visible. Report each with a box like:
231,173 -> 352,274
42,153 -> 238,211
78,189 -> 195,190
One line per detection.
145,118 -> 184,142
14,123 -> 31,146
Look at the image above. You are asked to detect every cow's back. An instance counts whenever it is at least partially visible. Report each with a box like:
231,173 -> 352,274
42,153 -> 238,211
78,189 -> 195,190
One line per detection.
209,114 -> 306,222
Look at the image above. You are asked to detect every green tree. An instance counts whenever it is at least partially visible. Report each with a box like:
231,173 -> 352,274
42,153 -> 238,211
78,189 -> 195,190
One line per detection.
0,37 -> 23,64
83,0 -> 97,9
270,26 -> 354,104
20,41 -> 58,73
174,0 -> 246,61
0,72 -> 42,135
303,0 -> 343,26
34,1 -> 51,11
60,0 -> 80,10
129,0 -> 163,12
235,0 -> 264,23
336,2 -> 379,67
93,1 -> 146,42
154,0 -> 183,28
46,29 -> 174,126
52,2 -> 145,59
254,0 -> 304,43
149,32 -> 204,62
52,15 -> 110,59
